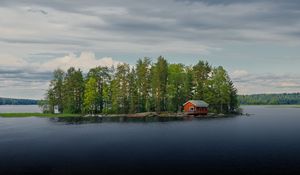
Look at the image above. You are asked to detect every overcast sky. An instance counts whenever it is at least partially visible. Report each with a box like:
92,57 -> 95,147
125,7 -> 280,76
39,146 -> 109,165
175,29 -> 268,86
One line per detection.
1,0 -> 300,99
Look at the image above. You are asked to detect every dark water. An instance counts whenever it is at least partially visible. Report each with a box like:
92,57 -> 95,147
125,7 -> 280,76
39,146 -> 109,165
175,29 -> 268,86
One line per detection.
1,106 -> 300,175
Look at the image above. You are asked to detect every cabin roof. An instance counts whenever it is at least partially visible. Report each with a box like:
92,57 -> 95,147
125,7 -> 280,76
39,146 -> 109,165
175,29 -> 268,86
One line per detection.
183,100 -> 209,107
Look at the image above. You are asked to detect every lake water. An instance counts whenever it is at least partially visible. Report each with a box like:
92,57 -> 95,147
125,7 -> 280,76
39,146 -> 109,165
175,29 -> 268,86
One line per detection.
1,106 -> 300,175
0,105 -> 42,113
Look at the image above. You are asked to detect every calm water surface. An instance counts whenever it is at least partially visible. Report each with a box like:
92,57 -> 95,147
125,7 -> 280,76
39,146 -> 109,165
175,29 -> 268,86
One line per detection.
0,105 -> 41,113
1,106 -> 300,175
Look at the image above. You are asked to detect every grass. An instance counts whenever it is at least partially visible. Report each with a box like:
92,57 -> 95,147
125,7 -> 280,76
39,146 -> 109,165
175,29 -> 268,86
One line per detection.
0,113 -> 82,117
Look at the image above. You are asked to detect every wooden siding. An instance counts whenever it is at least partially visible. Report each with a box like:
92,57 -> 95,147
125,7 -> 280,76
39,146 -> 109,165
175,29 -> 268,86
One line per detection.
183,102 -> 208,115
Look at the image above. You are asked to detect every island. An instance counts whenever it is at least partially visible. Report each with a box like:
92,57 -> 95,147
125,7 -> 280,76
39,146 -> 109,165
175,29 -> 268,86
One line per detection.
38,56 -> 239,117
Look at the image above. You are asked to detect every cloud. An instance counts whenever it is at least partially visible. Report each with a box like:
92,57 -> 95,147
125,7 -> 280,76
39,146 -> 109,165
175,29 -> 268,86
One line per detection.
39,52 -> 122,72
276,82 -> 300,88
0,54 -> 28,67
0,52 -> 121,72
27,8 -> 48,15
1,0 -> 300,98
231,70 -> 249,79
1,0 -> 300,58
0,52 -> 122,99
230,70 -> 300,94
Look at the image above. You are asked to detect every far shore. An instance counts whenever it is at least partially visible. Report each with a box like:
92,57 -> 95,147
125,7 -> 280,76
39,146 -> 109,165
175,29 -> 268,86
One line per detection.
240,104 -> 300,108
0,112 -> 239,118
3,104 -> 300,118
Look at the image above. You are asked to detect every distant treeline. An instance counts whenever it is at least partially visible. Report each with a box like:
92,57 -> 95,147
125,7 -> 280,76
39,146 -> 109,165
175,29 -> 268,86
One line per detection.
238,93 -> 300,105
42,56 -> 239,114
0,97 -> 38,105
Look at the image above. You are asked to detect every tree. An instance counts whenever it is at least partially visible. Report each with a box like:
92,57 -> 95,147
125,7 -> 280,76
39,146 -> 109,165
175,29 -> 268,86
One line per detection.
167,64 -> 185,112
111,64 -> 130,114
208,66 -> 231,113
45,88 -> 55,113
46,69 -> 65,113
151,56 -> 168,112
183,66 -> 194,103
229,80 -> 238,112
86,66 -> 111,113
128,68 -> 138,113
84,77 -> 98,114
43,56 -> 240,114
136,58 -> 151,112
193,61 -> 211,100
63,67 -> 84,114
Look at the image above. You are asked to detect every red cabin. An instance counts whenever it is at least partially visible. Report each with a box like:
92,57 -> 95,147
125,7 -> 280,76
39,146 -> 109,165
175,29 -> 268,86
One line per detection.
183,100 -> 209,115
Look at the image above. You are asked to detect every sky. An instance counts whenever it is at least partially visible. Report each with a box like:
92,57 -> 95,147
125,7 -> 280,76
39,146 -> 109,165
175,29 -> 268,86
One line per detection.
1,0 -> 300,99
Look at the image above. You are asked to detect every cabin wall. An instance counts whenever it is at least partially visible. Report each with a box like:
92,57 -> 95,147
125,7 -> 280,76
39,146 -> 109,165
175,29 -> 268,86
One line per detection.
183,102 -> 195,112
196,107 -> 208,114
183,102 -> 208,115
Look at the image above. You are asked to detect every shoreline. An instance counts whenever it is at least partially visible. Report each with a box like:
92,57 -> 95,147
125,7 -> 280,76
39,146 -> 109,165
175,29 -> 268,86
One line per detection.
0,112 -> 239,118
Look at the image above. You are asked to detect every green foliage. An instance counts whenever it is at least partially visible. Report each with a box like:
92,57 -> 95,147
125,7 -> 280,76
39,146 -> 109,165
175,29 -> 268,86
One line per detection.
44,56 -> 239,114
0,97 -> 38,105
206,66 -> 231,113
84,77 -> 98,114
128,68 -> 138,113
47,69 -> 64,113
111,64 -> 130,114
63,67 -> 84,114
136,58 -> 151,112
151,56 -> 168,112
193,61 -> 211,100
38,100 -> 50,113
86,66 -> 111,113
167,64 -> 185,112
238,93 -> 300,105
182,66 -> 194,102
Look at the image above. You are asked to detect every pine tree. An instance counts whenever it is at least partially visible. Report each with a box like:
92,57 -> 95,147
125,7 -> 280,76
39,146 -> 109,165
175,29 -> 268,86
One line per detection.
209,66 -> 231,113
128,68 -> 138,113
46,68 -> 65,113
111,64 -> 130,113
229,80 -> 238,112
86,66 -> 111,113
193,60 -> 211,100
183,66 -> 194,103
84,77 -> 98,114
43,56 -> 240,114
167,64 -> 185,112
63,67 -> 84,114
136,58 -> 151,112
151,56 -> 168,112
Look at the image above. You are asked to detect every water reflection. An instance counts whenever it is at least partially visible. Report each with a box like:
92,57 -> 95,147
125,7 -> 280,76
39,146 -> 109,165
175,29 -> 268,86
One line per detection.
2,106 -> 300,175
49,116 -> 193,124
49,115 -> 239,124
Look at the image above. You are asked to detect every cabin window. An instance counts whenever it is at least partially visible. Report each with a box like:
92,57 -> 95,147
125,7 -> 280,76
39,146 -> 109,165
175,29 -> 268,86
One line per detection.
189,107 -> 194,111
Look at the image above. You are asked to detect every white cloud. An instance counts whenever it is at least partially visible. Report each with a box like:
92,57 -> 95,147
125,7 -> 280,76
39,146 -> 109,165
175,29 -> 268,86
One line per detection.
0,52 -> 122,99
1,0 -> 300,98
0,54 -> 28,67
39,52 -> 122,72
276,82 -> 300,88
0,52 -> 121,73
230,69 -> 249,79
230,70 -> 300,94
